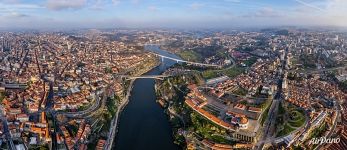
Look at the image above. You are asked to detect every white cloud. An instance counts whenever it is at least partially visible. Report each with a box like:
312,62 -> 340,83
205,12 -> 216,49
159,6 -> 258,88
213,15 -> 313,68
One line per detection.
190,2 -> 204,10
242,7 -> 282,18
291,0 -> 347,26
0,0 -> 20,4
148,6 -> 158,12
46,0 -> 87,11
112,0 -> 121,5
293,0 -> 325,11
131,0 -> 140,4
7,11 -> 28,17
224,0 -> 241,2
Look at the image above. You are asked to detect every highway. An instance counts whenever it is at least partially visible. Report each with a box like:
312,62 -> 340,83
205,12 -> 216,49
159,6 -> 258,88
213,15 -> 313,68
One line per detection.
104,80 -> 134,150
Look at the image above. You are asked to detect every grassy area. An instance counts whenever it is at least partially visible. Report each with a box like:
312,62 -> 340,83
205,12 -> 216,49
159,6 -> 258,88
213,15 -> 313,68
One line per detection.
202,66 -> 245,79
243,56 -> 257,66
210,134 -> 235,145
66,124 -> 79,137
223,67 -> 244,78
233,87 -> 248,96
300,54 -> 316,69
278,102 -> 285,115
177,50 -> 203,62
106,96 -> 118,118
308,122 -> 328,141
260,104 -> 270,125
29,144 -> 49,150
291,57 -> 299,66
78,104 -> 91,111
276,106 -> 306,137
0,92 -> 5,103
202,70 -> 220,79
288,110 -> 305,128
190,112 -> 234,144
276,123 -> 296,137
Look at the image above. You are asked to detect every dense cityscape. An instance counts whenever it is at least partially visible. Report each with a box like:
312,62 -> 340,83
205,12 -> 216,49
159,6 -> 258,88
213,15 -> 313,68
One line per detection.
0,28 -> 346,150
0,0 -> 347,150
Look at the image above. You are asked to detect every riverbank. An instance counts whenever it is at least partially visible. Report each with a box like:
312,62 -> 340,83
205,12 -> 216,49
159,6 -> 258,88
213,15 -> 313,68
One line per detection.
107,56 -> 161,149
106,79 -> 134,150
114,45 -> 181,150
129,54 -> 161,76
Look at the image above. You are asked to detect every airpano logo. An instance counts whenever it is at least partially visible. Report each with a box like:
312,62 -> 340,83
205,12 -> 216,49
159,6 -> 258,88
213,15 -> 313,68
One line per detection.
309,137 -> 340,145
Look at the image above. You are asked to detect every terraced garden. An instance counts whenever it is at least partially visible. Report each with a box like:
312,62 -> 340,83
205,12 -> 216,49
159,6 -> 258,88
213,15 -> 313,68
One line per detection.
276,104 -> 306,137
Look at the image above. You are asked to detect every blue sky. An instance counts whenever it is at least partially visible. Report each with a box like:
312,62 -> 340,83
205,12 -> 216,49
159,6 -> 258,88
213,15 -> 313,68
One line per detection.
0,0 -> 346,29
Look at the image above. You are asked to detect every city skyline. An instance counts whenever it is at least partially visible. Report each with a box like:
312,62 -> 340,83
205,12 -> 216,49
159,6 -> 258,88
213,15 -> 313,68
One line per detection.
0,0 -> 347,29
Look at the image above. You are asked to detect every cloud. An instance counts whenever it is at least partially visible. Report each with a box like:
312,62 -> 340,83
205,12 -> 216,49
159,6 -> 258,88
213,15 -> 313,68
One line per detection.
325,0 -> 347,14
290,0 -> 347,26
148,6 -> 158,12
190,2 -> 204,10
89,0 -> 107,10
0,0 -> 20,4
0,11 -> 30,21
243,7 -> 282,18
293,0 -> 325,11
46,0 -> 87,11
112,0 -> 121,5
224,0 -> 241,2
7,11 -> 28,18
0,2 -> 42,10
131,0 -> 140,4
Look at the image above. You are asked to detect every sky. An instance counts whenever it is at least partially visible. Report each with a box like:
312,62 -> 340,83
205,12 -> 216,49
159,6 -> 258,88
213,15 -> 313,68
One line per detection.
0,0 -> 346,29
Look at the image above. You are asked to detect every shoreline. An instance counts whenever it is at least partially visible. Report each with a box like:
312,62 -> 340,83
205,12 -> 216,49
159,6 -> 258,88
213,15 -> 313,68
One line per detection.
111,46 -> 182,150
106,58 -> 162,150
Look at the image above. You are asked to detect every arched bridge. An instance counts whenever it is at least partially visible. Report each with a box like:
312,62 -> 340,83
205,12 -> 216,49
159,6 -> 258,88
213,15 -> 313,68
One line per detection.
148,52 -> 222,68
120,75 -> 171,80
117,70 -> 197,80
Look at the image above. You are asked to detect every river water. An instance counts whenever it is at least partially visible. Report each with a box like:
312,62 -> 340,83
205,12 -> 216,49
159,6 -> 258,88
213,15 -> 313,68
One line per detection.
114,45 -> 182,150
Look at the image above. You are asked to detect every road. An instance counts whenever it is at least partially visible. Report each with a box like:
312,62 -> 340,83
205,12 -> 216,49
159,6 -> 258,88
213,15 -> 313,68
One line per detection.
0,105 -> 16,150
314,104 -> 341,150
256,49 -> 287,150
58,90 -> 104,118
168,107 -> 186,128
255,98 -> 279,149
104,80 -> 134,150
288,66 -> 347,74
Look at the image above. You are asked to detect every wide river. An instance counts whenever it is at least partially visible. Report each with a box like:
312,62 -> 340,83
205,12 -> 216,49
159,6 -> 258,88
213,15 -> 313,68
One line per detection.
114,45 -> 182,150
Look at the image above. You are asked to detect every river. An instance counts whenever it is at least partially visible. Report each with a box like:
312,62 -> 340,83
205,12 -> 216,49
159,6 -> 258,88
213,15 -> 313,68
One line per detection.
114,45 -> 182,150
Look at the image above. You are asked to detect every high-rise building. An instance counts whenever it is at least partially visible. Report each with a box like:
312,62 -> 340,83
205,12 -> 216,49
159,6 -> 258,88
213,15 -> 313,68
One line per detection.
1,37 -> 11,52
1,37 -> 4,52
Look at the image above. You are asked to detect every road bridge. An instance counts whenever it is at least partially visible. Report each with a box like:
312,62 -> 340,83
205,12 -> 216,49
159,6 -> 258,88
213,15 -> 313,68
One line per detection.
120,75 -> 171,80
148,52 -> 222,68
